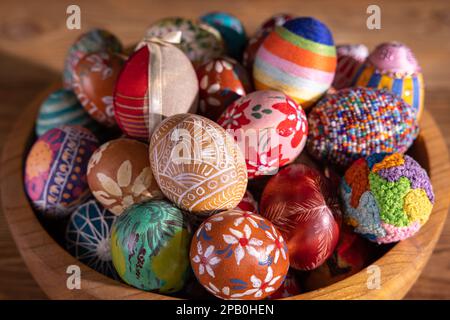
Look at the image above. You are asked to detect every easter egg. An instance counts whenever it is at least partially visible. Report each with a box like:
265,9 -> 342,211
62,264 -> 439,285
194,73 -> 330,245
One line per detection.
352,42 -> 424,119
253,17 -> 337,109
24,125 -> 99,219
87,138 -> 163,216
217,90 -> 308,179
113,39 -> 199,140
267,271 -> 301,299
190,209 -> 289,300
243,13 -> 293,71
63,28 -> 123,89
197,57 -> 252,121
260,164 -> 341,270
307,87 -> 419,167
236,190 -> 258,214
73,51 -> 125,127
66,199 -> 118,278
149,114 -> 248,214
332,44 -> 368,89
144,17 -> 224,66
35,88 -> 98,137
340,153 -> 434,243
200,12 -> 246,60
111,200 -> 191,293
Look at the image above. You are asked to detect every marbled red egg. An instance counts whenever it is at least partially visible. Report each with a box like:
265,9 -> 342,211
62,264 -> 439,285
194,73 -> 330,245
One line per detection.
190,209 -> 289,300
217,90 -> 308,179
197,57 -> 252,121
260,164 -> 341,271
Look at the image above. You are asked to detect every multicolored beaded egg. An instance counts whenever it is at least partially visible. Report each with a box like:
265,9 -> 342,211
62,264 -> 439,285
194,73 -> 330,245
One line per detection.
332,44 -> 368,89
190,209 -> 289,300
253,17 -> 337,109
35,88 -> 98,137
217,90 -> 308,179
66,199 -> 118,279
111,200 -> 191,293
307,87 -> 419,167
24,125 -> 99,219
197,57 -> 252,121
340,153 -> 434,244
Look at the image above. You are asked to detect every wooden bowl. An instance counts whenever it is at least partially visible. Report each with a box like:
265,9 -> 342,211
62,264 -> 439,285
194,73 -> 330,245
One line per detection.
1,83 -> 450,300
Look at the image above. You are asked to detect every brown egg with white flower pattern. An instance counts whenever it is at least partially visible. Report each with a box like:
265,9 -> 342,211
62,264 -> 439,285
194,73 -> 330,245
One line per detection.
87,138 -> 163,215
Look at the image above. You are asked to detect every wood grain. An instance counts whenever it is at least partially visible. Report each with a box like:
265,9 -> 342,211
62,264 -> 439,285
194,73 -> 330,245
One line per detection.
0,0 -> 449,299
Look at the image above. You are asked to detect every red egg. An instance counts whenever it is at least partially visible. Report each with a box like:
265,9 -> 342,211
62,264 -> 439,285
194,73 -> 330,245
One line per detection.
235,190 -> 258,214
260,164 -> 341,270
267,271 -> 301,299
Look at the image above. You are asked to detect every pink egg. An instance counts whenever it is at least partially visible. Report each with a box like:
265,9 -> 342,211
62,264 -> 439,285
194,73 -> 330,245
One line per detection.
367,42 -> 420,75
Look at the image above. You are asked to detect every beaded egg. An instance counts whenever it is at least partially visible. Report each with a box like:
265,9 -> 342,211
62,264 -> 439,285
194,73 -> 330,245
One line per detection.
190,209 -> 289,300
200,12 -> 246,60
332,44 -> 369,89
24,125 -> 99,219
149,114 -> 248,214
197,57 -> 252,121
35,88 -> 98,137
66,199 -> 118,278
352,42 -> 424,119
87,138 -> 163,216
307,87 -> 419,168
63,28 -> 123,89
113,38 -> 198,140
73,51 -> 125,127
144,17 -> 224,67
260,164 -> 342,270
340,153 -> 434,244
217,90 -> 308,179
253,17 -> 337,109
111,200 -> 191,293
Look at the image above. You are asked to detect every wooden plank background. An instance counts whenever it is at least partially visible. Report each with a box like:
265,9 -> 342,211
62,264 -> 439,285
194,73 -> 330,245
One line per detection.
0,0 -> 449,299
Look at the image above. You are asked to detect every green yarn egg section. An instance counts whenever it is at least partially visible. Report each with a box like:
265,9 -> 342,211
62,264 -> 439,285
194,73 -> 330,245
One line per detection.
368,173 -> 411,227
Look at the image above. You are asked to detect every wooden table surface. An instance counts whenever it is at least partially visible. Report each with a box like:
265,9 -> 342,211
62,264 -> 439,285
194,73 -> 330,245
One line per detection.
0,0 -> 449,299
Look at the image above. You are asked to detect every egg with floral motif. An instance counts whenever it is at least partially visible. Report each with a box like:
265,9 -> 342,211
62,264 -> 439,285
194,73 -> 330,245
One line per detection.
217,90 -> 308,179
190,209 -> 289,300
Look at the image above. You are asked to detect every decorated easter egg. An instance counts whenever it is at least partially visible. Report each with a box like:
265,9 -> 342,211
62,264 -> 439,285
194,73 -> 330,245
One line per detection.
307,87 -> 419,167
352,42 -> 424,119
243,13 -> 293,71
73,51 -> 125,127
149,114 -> 247,214
217,90 -> 308,179
113,38 -> 199,140
63,28 -> 123,89
332,44 -> 368,89
190,209 -> 289,300
111,200 -> 191,292
24,126 -> 99,219
87,138 -> 163,216
340,153 -> 434,243
35,88 -> 98,137
66,199 -> 118,278
253,17 -> 337,108
267,271 -> 301,299
200,12 -> 246,60
197,57 -> 252,120
260,164 -> 341,270
144,17 -> 224,66
236,190 -> 258,214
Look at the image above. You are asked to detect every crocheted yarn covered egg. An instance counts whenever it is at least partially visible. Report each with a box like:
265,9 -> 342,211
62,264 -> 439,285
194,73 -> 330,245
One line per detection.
253,17 -> 337,109
35,88 -> 98,137
197,57 -> 252,121
332,44 -> 368,89
307,87 -> 419,167
24,126 -> 99,219
111,200 -> 191,293
200,12 -> 246,60
352,42 -> 424,119
113,38 -> 198,140
63,28 -> 123,89
190,209 -> 289,300
144,17 -> 224,66
217,90 -> 308,179
66,199 -> 118,279
340,153 -> 434,244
